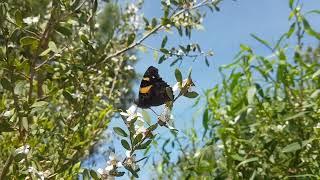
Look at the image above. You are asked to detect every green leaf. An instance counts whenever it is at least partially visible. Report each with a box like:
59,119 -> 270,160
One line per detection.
284,111 -> 308,121
312,69 -> 320,79
92,0 -> 98,14
83,169 -> 90,180
48,41 -> 59,53
0,120 -> 14,133
133,133 -> 143,146
20,36 -> 39,47
72,162 -> 82,173
158,55 -> 166,64
160,48 -> 169,54
175,68 -> 182,83
121,139 -> 131,150
287,23 -> 296,38
63,90 -> 75,103
39,48 -> 51,56
184,91 -> 199,98
90,169 -> 101,180
202,109 -> 209,138
166,87 -> 174,100
127,33 -> 136,46
254,83 -> 264,98
80,35 -> 89,44
305,10 -> 320,15
151,18 -> 157,28
137,139 -> 152,149
31,101 -> 48,108
15,10 -> 23,27
289,0 -> 294,9
302,17 -> 320,40
147,123 -> 158,131
161,36 -> 168,48
56,24 -> 72,36
0,77 -> 12,90
21,117 -> 28,131
250,34 -> 272,51
282,142 -> 301,153
113,127 -> 128,137
247,86 -> 256,104
236,157 -> 259,169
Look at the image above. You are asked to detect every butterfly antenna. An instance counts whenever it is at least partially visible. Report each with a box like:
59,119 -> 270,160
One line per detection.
148,108 -> 159,116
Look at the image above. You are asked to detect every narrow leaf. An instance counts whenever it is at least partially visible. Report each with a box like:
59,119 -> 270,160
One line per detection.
184,91 -> 199,98
113,127 -> 128,137
121,139 -> 131,150
174,68 -> 182,83
161,36 -> 168,48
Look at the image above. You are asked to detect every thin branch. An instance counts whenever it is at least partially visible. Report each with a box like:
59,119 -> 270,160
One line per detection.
35,46 -> 68,70
89,0 -> 221,69
0,152 -> 14,180
5,19 -> 41,39
108,59 -> 124,99
140,43 -> 199,58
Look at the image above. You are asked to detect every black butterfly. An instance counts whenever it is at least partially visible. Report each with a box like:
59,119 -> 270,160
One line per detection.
135,66 -> 174,109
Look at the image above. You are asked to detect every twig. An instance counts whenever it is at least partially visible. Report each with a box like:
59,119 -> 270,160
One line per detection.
140,43 -> 198,58
5,19 -> 41,39
89,0 -> 221,69
35,46 -> 67,70
0,152 -> 14,180
108,59 -> 124,98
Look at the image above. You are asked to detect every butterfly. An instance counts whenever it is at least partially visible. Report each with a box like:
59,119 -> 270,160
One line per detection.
135,66 -> 174,109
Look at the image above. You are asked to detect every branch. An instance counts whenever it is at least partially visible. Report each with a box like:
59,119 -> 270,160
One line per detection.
0,152 -> 14,180
89,0 -> 222,69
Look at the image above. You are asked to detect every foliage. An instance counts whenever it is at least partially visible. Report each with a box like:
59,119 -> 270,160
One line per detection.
0,0 -> 137,178
155,0 -> 320,179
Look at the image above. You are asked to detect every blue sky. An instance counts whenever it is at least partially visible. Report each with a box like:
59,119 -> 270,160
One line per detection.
85,0 -> 320,178
136,0 -> 320,129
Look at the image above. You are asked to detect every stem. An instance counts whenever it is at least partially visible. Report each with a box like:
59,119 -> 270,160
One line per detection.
0,153 -> 14,180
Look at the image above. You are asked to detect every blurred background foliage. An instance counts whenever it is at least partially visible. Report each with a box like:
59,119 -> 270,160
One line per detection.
0,0 -> 137,178
155,1 -> 320,179
1,0 -> 320,179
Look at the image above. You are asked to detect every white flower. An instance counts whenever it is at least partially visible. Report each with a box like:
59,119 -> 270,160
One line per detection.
164,0 -> 170,6
15,144 -> 30,155
23,15 -> 40,25
177,49 -> 184,56
106,152 -> 123,168
120,104 -> 144,123
158,105 -> 171,123
124,151 -> 139,171
134,124 -> 147,135
97,167 -> 115,180
274,124 -> 286,132
127,4 -> 138,14
172,78 -> 195,93
27,166 -> 45,180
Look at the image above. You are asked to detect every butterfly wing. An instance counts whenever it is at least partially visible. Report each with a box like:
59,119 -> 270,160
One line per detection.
137,66 -> 173,108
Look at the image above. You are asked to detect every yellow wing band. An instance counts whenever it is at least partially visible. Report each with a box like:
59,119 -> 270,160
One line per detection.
140,85 -> 153,93
143,77 -> 150,81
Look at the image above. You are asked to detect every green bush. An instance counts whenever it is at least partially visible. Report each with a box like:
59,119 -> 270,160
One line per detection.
155,1 -> 320,179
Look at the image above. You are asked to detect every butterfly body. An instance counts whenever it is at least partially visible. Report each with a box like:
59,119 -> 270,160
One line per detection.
136,66 -> 173,109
